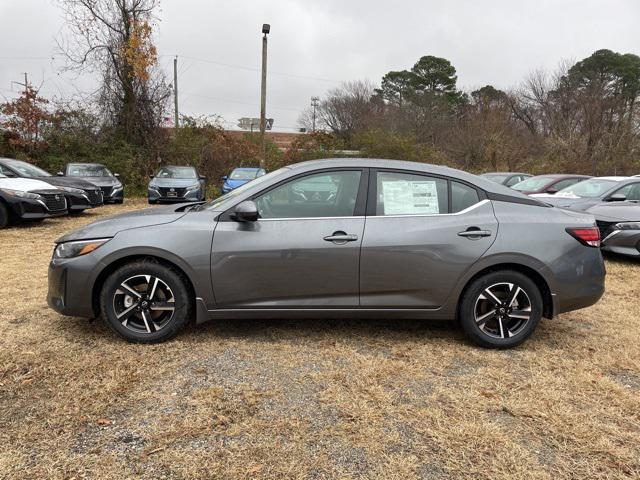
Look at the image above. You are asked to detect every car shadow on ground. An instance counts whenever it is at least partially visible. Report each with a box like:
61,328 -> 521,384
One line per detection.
602,251 -> 640,265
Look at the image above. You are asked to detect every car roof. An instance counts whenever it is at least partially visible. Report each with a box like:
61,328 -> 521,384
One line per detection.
481,172 -> 530,176
66,162 -> 105,167
160,165 -> 196,169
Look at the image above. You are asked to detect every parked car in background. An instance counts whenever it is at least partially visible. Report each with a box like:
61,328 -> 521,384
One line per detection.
62,163 -> 124,203
0,174 -> 68,228
221,167 -> 266,194
511,174 -> 591,195
148,165 -> 206,204
48,159 -> 605,349
0,158 -> 103,214
587,201 -> 640,258
532,176 -> 640,211
480,172 -> 532,187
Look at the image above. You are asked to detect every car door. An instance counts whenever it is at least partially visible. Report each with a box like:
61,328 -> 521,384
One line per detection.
360,169 -> 498,308
211,169 -> 367,308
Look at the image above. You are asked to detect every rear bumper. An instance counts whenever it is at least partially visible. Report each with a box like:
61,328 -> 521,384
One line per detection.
550,248 -> 606,316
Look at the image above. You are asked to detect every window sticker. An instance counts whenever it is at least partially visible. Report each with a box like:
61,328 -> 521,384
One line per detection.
381,180 -> 439,214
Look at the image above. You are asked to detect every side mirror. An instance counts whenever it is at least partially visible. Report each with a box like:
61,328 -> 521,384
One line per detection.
199,175 -> 206,181
114,173 -> 120,178
232,200 -> 259,222
545,187 -> 558,194
222,175 -> 228,181
608,193 -> 626,202
57,171 -> 64,176
149,174 -> 154,179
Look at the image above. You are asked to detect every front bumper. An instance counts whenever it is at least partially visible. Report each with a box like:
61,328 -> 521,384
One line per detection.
148,187 -> 203,203
47,256 -> 96,318
6,192 -> 68,219
601,229 -> 640,257
100,186 -> 124,203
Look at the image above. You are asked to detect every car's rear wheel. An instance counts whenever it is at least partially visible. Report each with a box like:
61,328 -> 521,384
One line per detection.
0,202 -> 10,228
458,270 -> 542,348
100,260 -> 192,343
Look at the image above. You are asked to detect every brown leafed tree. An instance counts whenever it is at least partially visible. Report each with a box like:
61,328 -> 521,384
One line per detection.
0,86 -> 52,153
57,0 -> 170,145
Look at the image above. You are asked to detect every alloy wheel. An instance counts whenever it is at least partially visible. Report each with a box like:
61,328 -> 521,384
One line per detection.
473,282 -> 532,339
112,274 -> 176,334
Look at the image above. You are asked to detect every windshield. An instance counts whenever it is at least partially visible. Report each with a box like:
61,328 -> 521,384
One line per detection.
4,159 -> 51,177
155,166 -> 197,179
512,176 -> 554,191
230,169 -> 260,180
202,168 -> 288,210
481,174 -> 508,183
67,164 -> 113,177
557,179 -> 618,198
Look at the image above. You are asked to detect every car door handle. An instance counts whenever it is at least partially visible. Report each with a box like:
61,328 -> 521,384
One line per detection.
458,229 -> 492,238
323,232 -> 359,243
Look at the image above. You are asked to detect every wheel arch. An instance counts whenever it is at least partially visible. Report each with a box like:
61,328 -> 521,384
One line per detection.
91,254 -> 197,318
456,262 -> 554,320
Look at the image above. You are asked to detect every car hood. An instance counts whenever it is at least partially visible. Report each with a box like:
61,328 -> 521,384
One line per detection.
149,178 -> 200,188
69,176 -> 121,187
586,202 -> 640,222
56,204 -> 189,243
29,176 -> 100,190
0,177 -> 60,192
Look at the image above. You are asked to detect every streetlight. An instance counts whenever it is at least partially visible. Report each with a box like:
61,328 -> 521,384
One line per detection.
260,23 -> 270,167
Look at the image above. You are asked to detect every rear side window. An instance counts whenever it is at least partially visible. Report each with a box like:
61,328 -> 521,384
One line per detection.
376,172 -> 447,215
451,181 -> 480,213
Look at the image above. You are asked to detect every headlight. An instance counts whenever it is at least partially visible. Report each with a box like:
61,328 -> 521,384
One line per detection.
185,183 -> 201,192
60,187 -> 85,195
0,188 -> 42,199
113,183 -> 123,190
614,222 -> 640,230
54,238 -> 111,259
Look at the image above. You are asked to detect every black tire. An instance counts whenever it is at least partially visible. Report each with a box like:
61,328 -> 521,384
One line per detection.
148,199 -> 157,205
68,209 -> 87,215
99,260 -> 193,343
458,270 -> 542,349
114,199 -> 124,204
0,202 -> 9,229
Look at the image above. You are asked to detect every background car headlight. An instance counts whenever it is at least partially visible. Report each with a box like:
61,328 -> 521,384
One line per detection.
614,222 -> 640,230
0,188 -> 42,199
54,238 -> 111,259
185,183 -> 201,192
60,187 -> 85,195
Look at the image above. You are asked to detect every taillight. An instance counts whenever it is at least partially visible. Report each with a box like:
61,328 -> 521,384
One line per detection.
566,227 -> 601,248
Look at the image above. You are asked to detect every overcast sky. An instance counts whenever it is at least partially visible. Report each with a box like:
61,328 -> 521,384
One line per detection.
1,0 -> 639,132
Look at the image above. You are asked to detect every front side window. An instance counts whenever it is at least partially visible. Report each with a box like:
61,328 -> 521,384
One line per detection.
376,172 -> 447,215
255,170 -> 362,219
614,182 -> 640,201
4,159 -> 51,177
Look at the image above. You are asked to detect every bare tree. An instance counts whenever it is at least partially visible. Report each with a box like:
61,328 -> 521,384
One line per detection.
57,0 -> 170,144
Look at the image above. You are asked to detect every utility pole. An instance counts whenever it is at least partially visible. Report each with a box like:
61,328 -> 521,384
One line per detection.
311,96 -> 320,132
259,24 -> 270,167
173,56 -> 179,129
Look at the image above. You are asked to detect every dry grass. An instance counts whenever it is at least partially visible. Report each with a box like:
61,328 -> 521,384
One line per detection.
0,200 -> 639,479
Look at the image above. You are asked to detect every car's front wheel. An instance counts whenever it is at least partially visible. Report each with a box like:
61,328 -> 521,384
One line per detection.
458,270 -> 542,349
99,260 -> 192,343
0,202 -> 9,228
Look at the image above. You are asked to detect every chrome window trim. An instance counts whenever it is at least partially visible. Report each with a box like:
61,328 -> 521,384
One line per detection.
258,216 -> 366,222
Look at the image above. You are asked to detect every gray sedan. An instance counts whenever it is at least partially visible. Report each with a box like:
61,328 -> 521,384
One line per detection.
47,159 -> 605,348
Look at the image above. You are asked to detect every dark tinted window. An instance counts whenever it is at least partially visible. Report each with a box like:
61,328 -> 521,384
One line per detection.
552,178 -> 582,191
255,170 -> 361,219
451,181 -> 480,213
376,172 -> 447,215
